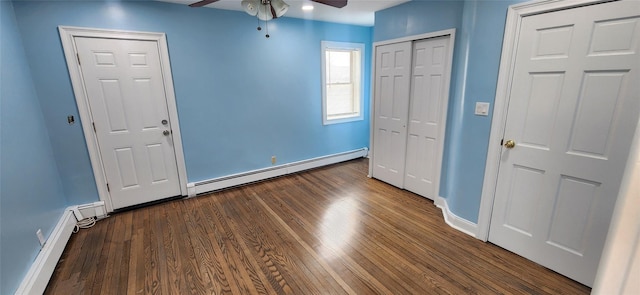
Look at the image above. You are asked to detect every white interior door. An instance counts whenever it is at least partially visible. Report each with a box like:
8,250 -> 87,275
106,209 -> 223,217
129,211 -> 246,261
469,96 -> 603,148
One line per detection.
489,1 -> 640,286
75,37 -> 182,210
371,42 -> 412,187
404,36 -> 450,199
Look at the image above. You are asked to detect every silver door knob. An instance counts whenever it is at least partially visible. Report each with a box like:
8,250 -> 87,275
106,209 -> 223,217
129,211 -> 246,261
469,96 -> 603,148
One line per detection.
163,130 -> 170,136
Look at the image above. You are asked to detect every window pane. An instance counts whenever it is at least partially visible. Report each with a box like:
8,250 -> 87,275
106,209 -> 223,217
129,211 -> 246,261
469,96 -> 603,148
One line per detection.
327,51 -> 351,84
326,84 -> 354,116
321,41 -> 363,124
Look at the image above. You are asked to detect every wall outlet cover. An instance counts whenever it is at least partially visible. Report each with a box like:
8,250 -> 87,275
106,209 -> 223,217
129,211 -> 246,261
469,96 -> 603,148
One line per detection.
36,229 -> 46,246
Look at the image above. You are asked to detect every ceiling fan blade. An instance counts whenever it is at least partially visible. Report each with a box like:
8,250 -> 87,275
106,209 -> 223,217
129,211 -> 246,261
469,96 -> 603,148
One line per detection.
189,0 -> 220,7
311,0 -> 347,8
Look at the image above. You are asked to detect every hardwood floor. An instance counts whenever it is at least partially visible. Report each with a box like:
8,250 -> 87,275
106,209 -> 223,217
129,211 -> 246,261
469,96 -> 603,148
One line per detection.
45,159 -> 590,294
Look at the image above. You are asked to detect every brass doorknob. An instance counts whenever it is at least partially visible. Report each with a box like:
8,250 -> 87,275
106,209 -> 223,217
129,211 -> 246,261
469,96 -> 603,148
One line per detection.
504,139 -> 516,149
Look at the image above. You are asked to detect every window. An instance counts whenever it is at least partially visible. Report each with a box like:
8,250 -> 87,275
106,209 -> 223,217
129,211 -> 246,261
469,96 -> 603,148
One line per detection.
321,41 -> 364,125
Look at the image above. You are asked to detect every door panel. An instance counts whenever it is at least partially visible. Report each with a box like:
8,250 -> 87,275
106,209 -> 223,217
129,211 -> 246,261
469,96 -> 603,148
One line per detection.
519,73 -> 563,149
372,42 -> 412,187
546,175 -> 599,255
569,71 -> 627,157
115,147 -> 139,188
489,1 -> 640,286
99,79 -> 129,131
404,36 -> 449,199
502,165 -> 544,236
76,37 -> 181,209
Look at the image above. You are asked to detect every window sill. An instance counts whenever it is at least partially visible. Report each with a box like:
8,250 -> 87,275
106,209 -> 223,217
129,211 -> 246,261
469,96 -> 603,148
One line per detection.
323,115 -> 363,125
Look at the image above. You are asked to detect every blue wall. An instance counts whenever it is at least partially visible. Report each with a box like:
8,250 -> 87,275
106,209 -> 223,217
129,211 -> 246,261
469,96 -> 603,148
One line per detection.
445,0 -> 525,222
0,2 -> 69,294
11,1 -> 372,205
375,0 -> 525,222
373,0 -> 464,42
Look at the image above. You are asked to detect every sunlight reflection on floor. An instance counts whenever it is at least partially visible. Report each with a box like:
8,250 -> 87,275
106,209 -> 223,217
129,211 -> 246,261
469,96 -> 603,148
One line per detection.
319,196 -> 360,260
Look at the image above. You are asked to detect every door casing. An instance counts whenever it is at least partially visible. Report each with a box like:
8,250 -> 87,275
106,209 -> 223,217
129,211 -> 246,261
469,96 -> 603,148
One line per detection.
59,26 -> 188,212
477,0 -> 624,241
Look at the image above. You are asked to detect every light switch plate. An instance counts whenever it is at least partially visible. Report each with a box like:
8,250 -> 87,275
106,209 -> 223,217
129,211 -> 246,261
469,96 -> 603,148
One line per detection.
475,102 -> 490,116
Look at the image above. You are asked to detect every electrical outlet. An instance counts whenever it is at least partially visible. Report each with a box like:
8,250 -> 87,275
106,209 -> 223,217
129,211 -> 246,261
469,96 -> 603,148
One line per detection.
271,156 -> 276,165
36,229 -> 46,246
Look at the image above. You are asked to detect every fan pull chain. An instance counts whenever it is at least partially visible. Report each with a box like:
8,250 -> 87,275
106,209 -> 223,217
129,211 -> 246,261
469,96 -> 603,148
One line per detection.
255,2 -> 270,38
257,16 -> 262,32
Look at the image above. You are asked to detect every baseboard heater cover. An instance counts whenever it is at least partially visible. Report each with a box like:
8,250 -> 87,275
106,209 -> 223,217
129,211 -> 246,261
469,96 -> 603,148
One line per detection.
70,201 -> 107,221
15,209 -> 76,295
188,148 -> 368,197
16,201 -> 109,294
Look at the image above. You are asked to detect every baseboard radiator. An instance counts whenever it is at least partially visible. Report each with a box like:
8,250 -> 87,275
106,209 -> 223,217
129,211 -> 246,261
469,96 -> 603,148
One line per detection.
15,201 -> 108,295
187,148 -> 368,197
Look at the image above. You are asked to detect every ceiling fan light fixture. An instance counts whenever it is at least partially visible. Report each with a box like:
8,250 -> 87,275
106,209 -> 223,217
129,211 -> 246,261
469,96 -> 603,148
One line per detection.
270,0 -> 289,18
241,0 -> 259,16
256,1 -> 274,21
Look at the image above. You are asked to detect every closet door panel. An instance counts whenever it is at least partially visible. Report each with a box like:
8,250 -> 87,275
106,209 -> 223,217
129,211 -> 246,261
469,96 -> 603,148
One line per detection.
372,42 -> 412,188
404,36 -> 450,199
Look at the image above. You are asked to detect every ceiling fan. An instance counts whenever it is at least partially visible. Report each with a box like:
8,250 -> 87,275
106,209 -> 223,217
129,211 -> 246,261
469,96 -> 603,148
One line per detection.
188,0 -> 348,9
188,0 -> 347,37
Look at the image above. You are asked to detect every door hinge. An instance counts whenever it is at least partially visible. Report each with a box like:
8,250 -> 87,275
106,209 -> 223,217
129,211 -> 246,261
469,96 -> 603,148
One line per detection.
76,53 -> 81,66
106,183 -> 110,192
92,122 -> 96,133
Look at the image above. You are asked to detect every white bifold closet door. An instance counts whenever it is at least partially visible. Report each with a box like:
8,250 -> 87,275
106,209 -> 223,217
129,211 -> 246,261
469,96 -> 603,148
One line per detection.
372,35 -> 451,200
404,37 -> 450,198
372,41 -> 412,188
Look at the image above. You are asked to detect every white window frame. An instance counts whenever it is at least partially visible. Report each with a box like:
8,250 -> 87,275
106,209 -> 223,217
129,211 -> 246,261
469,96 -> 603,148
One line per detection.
321,41 -> 365,125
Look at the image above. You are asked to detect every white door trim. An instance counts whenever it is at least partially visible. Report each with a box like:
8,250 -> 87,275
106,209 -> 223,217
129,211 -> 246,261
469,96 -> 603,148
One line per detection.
371,29 -> 456,48
477,0 -> 619,241
368,28 -> 456,199
59,26 -> 188,212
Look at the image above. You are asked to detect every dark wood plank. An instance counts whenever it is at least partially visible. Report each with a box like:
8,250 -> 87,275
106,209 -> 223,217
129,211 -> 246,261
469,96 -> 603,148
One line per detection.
45,158 -> 591,294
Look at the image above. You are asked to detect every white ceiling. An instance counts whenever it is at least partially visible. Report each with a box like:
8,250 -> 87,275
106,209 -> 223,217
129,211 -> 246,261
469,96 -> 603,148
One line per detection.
160,0 -> 410,26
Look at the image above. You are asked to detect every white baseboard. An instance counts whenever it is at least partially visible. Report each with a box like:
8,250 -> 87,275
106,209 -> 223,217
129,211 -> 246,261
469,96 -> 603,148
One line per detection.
435,196 -> 478,238
189,148 -> 369,196
15,208 -> 77,295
